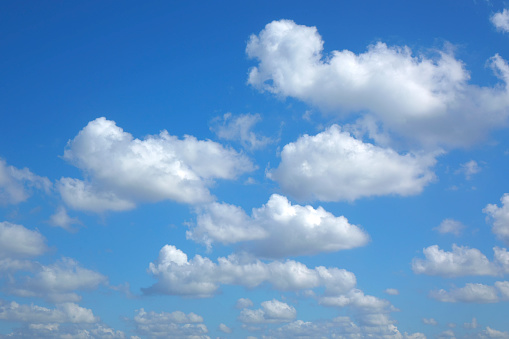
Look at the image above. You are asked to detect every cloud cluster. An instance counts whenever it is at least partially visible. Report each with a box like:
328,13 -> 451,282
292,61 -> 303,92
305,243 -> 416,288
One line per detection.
0,222 -> 47,260
187,194 -> 369,257
10,257 -> 107,303
0,159 -> 51,205
247,20 -> 509,148
430,281 -> 509,303
238,299 -> 297,324
144,245 -> 356,298
484,193 -> 509,244
268,125 -> 437,202
412,245 -> 509,277
492,9 -> 509,33
58,118 -> 254,212
0,300 -> 98,324
133,308 -> 209,338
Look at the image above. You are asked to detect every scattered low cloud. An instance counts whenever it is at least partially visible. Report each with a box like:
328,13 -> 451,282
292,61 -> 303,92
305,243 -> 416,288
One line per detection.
9,257 -> 107,303
238,299 -> 297,324
268,125 -> 438,202
133,308 -> 209,338
429,282 -> 509,303
464,317 -> 479,329
187,194 -> 369,257
484,193 -> 509,244
210,113 -> 273,150
0,221 -> 47,260
59,117 -> 254,212
455,160 -> 481,180
411,244 -> 509,277
0,159 -> 51,205
492,9 -> 509,33
48,206 -> 81,232
384,288 -> 399,295
218,323 -> 232,333
434,219 -> 466,236
0,300 -> 98,324
235,298 -> 254,309
143,245 -> 356,298
423,318 -> 438,326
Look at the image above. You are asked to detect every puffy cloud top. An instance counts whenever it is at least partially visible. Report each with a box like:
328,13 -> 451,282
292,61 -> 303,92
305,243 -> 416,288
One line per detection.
247,20 -> 509,148
484,193 -> 509,245
0,159 -> 51,205
188,194 -> 369,257
492,9 -> 509,33
59,117 -> 254,212
144,245 -> 356,298
0,222 -> 47,259
269,125 -> 437,201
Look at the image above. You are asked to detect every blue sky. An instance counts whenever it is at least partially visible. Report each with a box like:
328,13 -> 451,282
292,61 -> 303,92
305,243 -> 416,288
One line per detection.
1,1 -> 509,338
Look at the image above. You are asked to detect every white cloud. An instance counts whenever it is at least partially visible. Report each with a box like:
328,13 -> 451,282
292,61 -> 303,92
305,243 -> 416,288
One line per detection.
484,194 -> 509,244
482,326 -> 509,338
319,289 -> 391,313
411,245 -> 502,277
0,158 -> 51,205
268,125 -> 437,202
48,206 -> 81,232
11,257 -> 107,303
492,9 -> 509,33
0,221 -> 47,259
0,300 -> 98,323
464,317 -> 479,329
384,288 -> 399,295
455,160 -> 481,180
236,298 -> 254,309
187,194 -> 369,257
434,219 -> 466,236
430,283 -> 499,303
238,299 -> 296,324
5,323 -> 126,339
59,117 -> 254,212
210,113 -> 273,150
423,318 -> 438,326
144,245 -> 356,298
218,323 -> 232,333
133,308 -> 209,339
247,20 -> 509,148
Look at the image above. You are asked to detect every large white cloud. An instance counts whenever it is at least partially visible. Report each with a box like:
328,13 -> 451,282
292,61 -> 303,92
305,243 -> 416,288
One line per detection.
0,300 -> 98,324
484,194 -> 509,244
0,222 -> 47,260
492,9 -> 509,33
59,117 -> 254,212
238,299 -> 297,324
411,245 -> 509,277
187,194 -> 369,257
0,159 -> 51,205
268,125 -> 437,201
10,257 -> 107,303
133,308 -> 209,339
143,245 -> 356,298
247,20 -> 509,148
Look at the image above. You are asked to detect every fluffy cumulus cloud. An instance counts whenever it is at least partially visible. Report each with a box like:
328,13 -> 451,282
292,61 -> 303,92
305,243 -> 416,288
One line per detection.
210,113 -> 273,150
455,160 -> 481,180
0,222 -> 47,260
0,159 -> 51,205
0,300 -> 98,324
492,9 -> 509,33
133,308 -> 209,339
239,299 -> 296,324
247,20 -> 509,148
143,245 -> 356,298
268,125 -> 437,202
434,219 -> 466,236
10,257 -> 107,303
58,117 -> 254,212
484,194 -> 509,244
410,244 -> 509,277
187,194 -> 369,257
